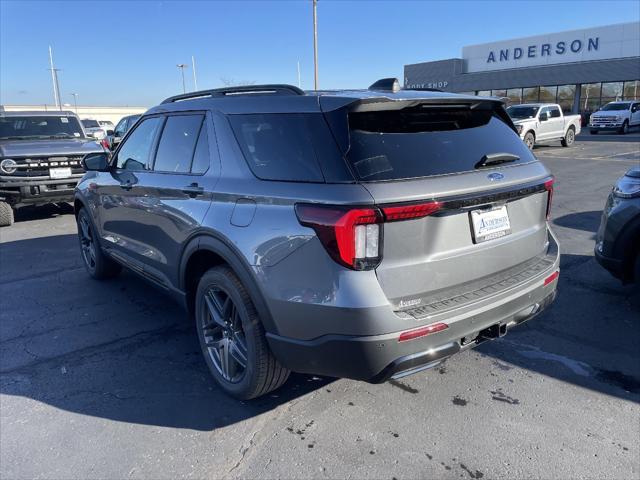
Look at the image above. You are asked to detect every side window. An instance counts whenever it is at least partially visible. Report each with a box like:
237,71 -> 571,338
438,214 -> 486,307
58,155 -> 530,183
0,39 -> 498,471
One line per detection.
539,107 -> 550,118
116,117 -> 162,171
550,107 -> 561,118
633,103 -> 640,113
153,115 -> 204,173
191,123 -> 210,174
114,118 -> 127,137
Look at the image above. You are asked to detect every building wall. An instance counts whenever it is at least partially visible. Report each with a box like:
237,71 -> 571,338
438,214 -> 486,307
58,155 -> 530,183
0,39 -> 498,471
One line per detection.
1,105 -> 148,125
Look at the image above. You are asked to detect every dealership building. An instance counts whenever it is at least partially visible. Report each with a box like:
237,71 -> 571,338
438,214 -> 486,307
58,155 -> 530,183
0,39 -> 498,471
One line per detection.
404,22 -> 640,115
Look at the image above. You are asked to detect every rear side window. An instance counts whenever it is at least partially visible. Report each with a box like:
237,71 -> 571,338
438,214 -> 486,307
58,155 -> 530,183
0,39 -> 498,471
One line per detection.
229,114 -> 326,182
153,115 -> 204,173
191,124 -> 210,174
345,104 -> 535,181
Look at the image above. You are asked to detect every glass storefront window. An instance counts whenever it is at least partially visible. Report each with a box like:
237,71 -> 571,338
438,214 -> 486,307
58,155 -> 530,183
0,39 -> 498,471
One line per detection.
522,87 -> 539,103
539,86 -> 557,103
476,90 -> 491,96
601,82 -> 623,101
623,80 -> 640,100
556,85 -> 575,113
506,88 -> 522,105
580,83 -> 601,112
491,89 -> 507,99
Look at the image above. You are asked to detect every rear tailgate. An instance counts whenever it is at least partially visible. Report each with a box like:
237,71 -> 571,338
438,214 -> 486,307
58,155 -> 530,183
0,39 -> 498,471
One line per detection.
322,95 -> 554,308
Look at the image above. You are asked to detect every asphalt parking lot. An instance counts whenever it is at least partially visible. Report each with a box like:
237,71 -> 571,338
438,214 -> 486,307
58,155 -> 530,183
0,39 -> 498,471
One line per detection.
1,132 -> 639,479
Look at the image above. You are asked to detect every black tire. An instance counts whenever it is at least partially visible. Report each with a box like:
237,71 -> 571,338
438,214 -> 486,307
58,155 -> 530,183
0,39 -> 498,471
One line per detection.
0,201 -> 14,227
523,131 -> 535,150
195,265 -> 290,399
561,126 -> 575,147
76,208 -> 121,279
590,130 -> 598,135
619,121 -> 629,135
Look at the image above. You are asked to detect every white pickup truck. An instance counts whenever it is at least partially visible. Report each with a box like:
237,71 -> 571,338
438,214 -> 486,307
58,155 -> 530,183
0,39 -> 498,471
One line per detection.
589,101 -> 640,135
506,103 -> 582,150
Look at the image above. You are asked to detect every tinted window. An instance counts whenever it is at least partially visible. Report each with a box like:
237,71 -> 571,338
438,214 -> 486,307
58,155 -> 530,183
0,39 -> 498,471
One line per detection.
82,119 -> 100,128
153,115 -> 203,173
114,119 -> 127,137
507,106 -> 539,119
116,117 -> 162,170
191,124 -> 210,174
0,115 -> 84,139
229,114 -> 326,182
549,107 -> 561,118
345,105 -> 535,181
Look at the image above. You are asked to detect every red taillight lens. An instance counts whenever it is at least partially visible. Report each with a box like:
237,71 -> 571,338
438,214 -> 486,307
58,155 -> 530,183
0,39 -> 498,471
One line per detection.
295,204 -> 383,270
398,322 -> 449,342
100,138 -> 110,150
382,201 -> 442,222
544,178 -> 554,220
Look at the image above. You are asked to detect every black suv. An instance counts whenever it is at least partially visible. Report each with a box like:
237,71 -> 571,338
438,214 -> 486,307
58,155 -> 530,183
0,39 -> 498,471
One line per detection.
0,110 -> 104,226
76,81 -> 559,399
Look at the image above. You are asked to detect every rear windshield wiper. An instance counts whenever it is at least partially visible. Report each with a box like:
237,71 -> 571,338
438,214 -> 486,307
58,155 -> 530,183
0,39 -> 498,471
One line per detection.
475,153 -> 520,169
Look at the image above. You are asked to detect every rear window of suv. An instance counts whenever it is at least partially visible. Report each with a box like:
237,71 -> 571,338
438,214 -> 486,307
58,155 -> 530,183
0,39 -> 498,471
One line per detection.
345,103 -> 535,181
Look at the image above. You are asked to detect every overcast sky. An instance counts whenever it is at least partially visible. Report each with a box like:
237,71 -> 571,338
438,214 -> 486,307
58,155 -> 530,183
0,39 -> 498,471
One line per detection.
1,0 -> 639,106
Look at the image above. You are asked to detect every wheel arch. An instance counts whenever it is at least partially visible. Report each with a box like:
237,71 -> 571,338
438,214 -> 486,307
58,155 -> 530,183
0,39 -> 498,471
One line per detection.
180,233 -> 278,334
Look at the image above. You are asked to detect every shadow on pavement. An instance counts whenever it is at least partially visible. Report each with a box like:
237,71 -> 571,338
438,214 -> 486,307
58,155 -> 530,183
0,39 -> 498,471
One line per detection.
1,237 -> 638,432
13,203 -> 75,223
552,210 -> 602,233
574,131 -> 640,143
480,252 -> 640,402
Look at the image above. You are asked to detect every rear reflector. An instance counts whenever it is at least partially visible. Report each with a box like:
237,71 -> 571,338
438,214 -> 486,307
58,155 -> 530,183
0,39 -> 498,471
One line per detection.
544,270 -> 559,286
382,201 -> 441,222
398,322 -> 449,342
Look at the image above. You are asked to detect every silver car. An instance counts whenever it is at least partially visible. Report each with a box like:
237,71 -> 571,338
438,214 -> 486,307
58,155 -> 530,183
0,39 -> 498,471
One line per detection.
75,79 -> 560,399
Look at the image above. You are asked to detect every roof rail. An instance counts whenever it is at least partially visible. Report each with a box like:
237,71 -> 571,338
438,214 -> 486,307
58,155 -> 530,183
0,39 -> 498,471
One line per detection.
161,84 -> 305,104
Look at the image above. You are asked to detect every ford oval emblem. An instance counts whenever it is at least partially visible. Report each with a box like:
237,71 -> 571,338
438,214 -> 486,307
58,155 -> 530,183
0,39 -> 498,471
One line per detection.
487,173 -> 504,181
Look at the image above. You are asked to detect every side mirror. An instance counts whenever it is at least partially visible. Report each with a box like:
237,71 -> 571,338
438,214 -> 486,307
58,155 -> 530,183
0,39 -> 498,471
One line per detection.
106,129 -> 114,136
539,112 -> 548,122
82,152 -> 111,172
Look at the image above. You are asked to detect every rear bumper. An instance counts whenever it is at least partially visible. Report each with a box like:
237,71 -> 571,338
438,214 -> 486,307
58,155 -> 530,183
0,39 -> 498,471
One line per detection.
266,250 -> 560,382
0,176 -> 82,206
594,247 -> 624,278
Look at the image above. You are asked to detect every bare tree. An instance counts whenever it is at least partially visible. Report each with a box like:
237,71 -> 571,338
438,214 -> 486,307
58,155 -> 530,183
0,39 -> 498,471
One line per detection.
220,77 -> 256,87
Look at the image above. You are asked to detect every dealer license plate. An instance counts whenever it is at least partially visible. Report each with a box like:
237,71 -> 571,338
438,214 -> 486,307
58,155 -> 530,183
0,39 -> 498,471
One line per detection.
49,167 -> 72,179
470,206 -> 511,243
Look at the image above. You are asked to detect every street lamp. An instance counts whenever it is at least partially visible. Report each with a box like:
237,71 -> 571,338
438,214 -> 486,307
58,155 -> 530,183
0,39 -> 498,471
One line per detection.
176,64 -> 188,93
70,93 -> 79,115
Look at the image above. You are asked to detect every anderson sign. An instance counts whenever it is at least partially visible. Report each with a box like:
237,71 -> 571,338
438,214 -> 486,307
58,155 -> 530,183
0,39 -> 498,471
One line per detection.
462,23 -> 640,73
486,37 -> 600,64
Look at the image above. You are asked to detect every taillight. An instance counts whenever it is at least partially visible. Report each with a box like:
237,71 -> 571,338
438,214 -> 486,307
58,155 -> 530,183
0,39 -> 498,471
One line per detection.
544,178 -> 554,220
296,200 -> 442,271
100,138 -> 110,150
382,201 -> 441,222
295,204 -> 383,270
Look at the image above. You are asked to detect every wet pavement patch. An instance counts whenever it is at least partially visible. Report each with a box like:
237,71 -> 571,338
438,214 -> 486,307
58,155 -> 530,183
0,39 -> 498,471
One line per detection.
452,395 -> 468,406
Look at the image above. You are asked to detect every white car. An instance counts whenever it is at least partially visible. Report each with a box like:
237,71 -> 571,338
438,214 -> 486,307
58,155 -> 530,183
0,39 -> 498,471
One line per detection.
589,101 -> 640,135
98,120 -> 115,133
81,119 -> 106,139
507,103 -> 582,150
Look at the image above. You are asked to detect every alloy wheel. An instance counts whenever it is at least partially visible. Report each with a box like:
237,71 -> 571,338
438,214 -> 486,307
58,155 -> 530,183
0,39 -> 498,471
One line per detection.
201,286 -> 248,383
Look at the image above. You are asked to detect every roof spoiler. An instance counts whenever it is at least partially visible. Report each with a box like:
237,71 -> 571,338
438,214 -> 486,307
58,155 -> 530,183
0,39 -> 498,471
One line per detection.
161,84 -> 305,104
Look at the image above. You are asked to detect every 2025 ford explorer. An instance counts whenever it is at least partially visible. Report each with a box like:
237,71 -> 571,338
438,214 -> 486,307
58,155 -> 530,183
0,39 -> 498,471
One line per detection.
75,79 -> 560,399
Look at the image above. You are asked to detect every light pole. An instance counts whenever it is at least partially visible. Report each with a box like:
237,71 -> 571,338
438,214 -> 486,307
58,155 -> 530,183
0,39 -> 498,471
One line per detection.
70,93 -> 79,115
176,64 -> 188,93
48,46 -> 62,110
191,56 -> 198,91
312,0 -> 318,90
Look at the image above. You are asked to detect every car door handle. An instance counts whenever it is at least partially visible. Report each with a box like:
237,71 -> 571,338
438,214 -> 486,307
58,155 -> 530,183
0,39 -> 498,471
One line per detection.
182,183 -> 204,197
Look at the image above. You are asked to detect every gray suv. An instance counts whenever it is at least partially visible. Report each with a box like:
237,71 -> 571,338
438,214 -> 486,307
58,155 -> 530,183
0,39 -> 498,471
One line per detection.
75,80 -> 560,399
